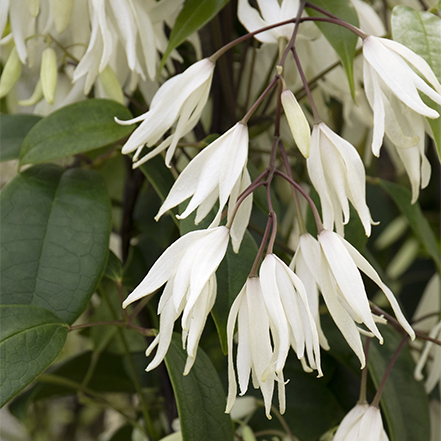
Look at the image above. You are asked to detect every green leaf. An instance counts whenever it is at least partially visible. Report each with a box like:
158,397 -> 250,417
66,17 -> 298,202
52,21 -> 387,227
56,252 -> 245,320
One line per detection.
19,100 -> 135,165
159,0 -> 230,73
104,250 -> 123,283
306,0 -> 359,98
368,326 -> 430,441
213,231 -> 258,353
0,305 -> 68,407
391,6 -> 441,160
377,179 -> 440,271
164,333 -> 234,441
0,114 -> 41,162
0,164 -> 112,324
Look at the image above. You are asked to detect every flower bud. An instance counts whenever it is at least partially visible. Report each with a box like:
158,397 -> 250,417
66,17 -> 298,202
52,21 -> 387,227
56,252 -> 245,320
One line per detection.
0,47 -> 22,98
26,0 -> 40,17
18,80 -> 44,106
99,65 -> 124,104
40,47 -> 58,104
50,0 -> 74,33
281,88 -> 311,158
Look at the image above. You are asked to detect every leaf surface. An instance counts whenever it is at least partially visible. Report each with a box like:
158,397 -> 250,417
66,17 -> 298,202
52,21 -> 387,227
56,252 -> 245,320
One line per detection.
0,164 -> 112,323
0,305 -> 68,407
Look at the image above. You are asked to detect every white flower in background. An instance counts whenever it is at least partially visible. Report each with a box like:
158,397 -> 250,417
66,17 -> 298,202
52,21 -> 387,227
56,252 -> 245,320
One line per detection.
260,254 -> 322,377
351,0 -> 385,37
307,122 -> 373,237
226,277 -> 283,419
123,226 -> 229,374
415,320 -> 441,395
155,123 -> 249,230
382,96 -> 431,203
293,231 -> 414,367
333,404 -> 390,441
362,35 -> 441,156
237,0 -> 298,44
116,58 -> 216,167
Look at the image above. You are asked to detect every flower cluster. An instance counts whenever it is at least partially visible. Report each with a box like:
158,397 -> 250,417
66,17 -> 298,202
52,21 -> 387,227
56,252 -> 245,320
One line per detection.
116,0 -> 441,425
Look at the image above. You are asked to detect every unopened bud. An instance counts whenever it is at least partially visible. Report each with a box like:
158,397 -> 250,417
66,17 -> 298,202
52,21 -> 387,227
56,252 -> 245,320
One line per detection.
281,89 -> 311,158
18,80 -> 43,106
0,47 -> 22,98
240,425 -> 257,441
99,65 -> 124,104
41,47 -> 58,104
50,0 -> 74,33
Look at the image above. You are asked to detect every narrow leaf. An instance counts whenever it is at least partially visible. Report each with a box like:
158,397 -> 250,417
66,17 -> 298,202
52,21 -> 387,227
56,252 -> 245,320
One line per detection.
0,164 -> 112,324
377,179 -> 440,271
0,305 -> 68,407
0,114 -> 41,162
164,333 -> 234,441
19,100 -> 135,165
306,0 -> 359,98
159,0 -> 230,73
391,6 -> 441,160
368,326 -> 431,441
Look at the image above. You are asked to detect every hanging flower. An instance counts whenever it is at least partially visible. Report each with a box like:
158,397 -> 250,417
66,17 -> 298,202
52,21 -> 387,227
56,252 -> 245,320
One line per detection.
362,35 -> 441,156
259,254 -> 322,377
292,231 -> 415,367
155,123 -> 249,231
123,226 -> 229,374
333,404 -> 390,441
225,276 -> 284,419
116,58 -> 215,167
307,122 -> 373,236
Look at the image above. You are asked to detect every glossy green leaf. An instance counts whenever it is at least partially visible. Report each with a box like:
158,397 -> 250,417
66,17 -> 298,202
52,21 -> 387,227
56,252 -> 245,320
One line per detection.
306,0 -> 359,98
19,100 -> 135,165
159,0 -> 230,73
391,6 -> 441,161
0,305 -> 68,407
164,333 -> 234,441
213,231 -> 258,353
368,326 -> 430,441
377,179 -> 440,271
0,114 -> 41,162
0,164 -> 112,324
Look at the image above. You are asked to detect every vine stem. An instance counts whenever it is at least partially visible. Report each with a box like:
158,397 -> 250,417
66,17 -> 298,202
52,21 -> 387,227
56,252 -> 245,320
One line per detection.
274,170 -> 324,233
358,337 -> 371,403
371,335 -> 408,408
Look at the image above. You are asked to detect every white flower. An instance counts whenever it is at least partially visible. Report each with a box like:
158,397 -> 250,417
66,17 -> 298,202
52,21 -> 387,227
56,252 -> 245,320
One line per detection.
116,58 -> 215,167
225,277 -> 283,419
237,0 -> 298,44
155,123 -> 249,231
293,231 -> 414,367
382,95 -> 431,203
334,404 -> 390,441
362,35 -> 441,156
259,254 -> 322,377
307,122 -> 373,237
123,226 -> 229,374
415,320 -> 441,394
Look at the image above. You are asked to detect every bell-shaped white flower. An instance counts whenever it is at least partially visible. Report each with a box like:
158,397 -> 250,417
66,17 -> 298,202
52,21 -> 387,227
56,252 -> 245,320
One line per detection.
225,276 -> 284,419
362,35 -> 441,156
307,122 -> 373,237
116,58 -> 215,167
123,226 -> 229,374
259,254 -> 322,377
237,0 -> 299,44
155,123 -> 249,231
294,231 -> 414,367
334,404 -> 390,441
